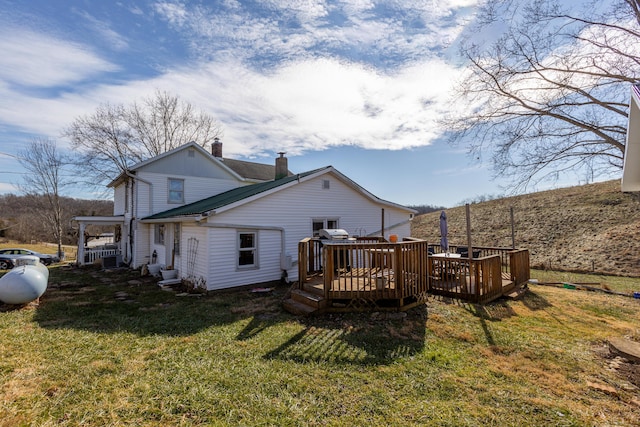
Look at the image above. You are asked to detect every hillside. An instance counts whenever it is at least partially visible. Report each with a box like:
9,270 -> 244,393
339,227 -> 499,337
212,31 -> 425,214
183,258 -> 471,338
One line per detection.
411,180 -> 640,277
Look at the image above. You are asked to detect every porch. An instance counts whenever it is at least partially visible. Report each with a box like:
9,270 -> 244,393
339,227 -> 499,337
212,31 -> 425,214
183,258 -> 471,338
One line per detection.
72,216 -> 126,267
285,238 -> 530,315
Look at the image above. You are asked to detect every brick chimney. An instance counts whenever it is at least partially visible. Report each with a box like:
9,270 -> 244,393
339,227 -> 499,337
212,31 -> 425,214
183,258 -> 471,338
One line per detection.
212,138 -> 222,158
275,152 -> 288,180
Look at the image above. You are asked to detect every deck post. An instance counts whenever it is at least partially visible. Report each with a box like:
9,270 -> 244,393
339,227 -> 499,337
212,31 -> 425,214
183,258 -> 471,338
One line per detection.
394,243 -> 403,298
323,245 -> 333,300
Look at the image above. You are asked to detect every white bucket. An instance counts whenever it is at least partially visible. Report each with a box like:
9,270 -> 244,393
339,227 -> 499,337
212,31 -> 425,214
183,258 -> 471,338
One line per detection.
147,263 -> 163,276
160,269 -> 178,280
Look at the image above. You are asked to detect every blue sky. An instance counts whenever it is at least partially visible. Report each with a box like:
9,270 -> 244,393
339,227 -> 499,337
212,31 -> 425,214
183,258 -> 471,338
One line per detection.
0,0 -> 609,207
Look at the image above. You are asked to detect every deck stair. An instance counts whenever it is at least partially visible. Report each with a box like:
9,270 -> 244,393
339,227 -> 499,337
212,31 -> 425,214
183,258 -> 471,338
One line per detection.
504,283 -> 528,300
283,288 -> 327,316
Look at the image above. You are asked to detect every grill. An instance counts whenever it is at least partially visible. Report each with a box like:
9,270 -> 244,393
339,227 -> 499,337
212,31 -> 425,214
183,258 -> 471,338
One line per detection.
318,229 -> 354,271
318,228 -> 350,241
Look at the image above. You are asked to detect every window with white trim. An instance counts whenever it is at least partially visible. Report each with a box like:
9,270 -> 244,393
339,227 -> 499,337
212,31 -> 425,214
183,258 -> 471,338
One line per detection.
238,231 -> 257,268
168,178 -> 184,204
312,218 -> 339,237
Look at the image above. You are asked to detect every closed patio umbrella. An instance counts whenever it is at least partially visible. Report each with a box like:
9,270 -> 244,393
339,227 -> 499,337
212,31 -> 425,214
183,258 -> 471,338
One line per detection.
439,210 -> 448,253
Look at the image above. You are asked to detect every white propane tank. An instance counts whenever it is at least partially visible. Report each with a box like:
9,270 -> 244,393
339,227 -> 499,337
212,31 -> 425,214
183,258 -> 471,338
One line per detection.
0,262 -> 49,304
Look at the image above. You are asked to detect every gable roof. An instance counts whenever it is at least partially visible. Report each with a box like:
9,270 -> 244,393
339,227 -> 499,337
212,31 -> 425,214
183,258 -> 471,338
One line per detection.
107,141 -> 287,187
142,166 -> 415,221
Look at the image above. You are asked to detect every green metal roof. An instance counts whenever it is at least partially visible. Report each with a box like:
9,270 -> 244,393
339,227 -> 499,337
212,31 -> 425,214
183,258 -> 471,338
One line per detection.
142,168 -> 326,220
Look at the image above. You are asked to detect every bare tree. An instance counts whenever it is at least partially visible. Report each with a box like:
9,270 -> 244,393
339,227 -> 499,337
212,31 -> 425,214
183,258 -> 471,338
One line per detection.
17,138 -> 71,258
443,0 -> 640,192
63,90 -> 223,189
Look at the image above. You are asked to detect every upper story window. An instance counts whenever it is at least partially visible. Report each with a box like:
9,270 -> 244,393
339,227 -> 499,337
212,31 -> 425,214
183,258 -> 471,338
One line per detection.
168,178 -> 184,204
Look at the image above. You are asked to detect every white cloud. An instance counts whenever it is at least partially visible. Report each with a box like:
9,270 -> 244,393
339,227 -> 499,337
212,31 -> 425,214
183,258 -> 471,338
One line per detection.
0,27 -> 118,87
149,57 -> 460,157
75,11 -> 130,51
0,54 -> 463,157
153,0 -> 476,65
153,2 -> 188,26
264,0 -> 329,22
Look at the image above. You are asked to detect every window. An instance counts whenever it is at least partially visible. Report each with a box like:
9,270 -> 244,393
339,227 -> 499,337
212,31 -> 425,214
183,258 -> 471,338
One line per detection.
173,223 -> 181,255
322,179 -> 330,189
312,218 -> 339,237
312,220 -> 324,237
238,231 -> 257,268
168,178 -> 184,204
154,224 -> 165,245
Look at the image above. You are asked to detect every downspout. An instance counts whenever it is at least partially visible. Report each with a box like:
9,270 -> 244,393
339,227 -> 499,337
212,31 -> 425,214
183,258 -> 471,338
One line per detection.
123,170 -> 153,266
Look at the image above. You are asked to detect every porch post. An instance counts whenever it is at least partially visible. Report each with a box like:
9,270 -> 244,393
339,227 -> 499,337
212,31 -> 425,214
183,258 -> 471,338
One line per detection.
77,222 -> 86,266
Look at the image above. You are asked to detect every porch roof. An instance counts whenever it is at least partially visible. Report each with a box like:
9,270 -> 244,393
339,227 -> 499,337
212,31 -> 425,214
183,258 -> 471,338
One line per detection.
73,215 -> 125,225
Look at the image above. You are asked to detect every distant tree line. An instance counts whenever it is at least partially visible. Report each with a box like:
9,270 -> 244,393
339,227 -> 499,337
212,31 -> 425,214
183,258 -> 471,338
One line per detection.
0,194 -> 112,245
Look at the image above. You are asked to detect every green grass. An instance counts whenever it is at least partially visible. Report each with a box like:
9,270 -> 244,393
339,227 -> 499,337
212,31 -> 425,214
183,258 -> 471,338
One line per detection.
530,268 -> 640,294
1,266 -> 640,426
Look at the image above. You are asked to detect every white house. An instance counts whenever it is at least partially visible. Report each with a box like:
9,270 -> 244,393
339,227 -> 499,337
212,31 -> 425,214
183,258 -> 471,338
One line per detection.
622,83 -> 640,191
74,141 -> 416,291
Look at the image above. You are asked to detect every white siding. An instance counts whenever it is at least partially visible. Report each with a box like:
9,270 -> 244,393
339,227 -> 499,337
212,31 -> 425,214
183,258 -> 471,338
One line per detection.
205,227 -> 283,290
202,171 -> 413,288
142,147 -> 237,180
134,178 -> 152,219
178,225 -> 209,283
113,184 -> 125,215
136,171 -> 245,217
133,222 -> 151,267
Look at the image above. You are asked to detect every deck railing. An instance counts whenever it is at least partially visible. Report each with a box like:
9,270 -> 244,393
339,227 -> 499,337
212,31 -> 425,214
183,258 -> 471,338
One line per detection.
428,244 -> 530,285
82,246 -> 121,264
297,239 -> 429,310
322,240 -> 428,300
427,254 -> 504,304
509,249 -> 530,286
297,239 -> 530,309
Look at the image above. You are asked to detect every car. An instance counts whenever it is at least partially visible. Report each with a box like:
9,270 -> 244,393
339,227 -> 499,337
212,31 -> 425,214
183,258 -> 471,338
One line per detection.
0,249 -> 59,265
0,254 -> 16,270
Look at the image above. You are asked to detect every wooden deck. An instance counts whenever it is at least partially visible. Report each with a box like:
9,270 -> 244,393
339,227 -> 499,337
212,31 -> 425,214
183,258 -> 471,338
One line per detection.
284,238 -> 530,315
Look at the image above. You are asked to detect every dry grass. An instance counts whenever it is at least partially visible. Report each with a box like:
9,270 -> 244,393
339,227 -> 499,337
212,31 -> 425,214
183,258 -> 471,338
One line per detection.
1,266 -> 639,426
0,241 -> 76,262
412,180 -> 640,277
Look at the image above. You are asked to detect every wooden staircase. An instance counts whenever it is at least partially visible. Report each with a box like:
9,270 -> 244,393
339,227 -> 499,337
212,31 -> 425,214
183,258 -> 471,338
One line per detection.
503,283 -> 528,300
283,285 -> 327,316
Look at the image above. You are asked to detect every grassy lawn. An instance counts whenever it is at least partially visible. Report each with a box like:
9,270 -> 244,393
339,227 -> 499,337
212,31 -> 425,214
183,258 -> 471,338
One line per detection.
1,266 -> 639,426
